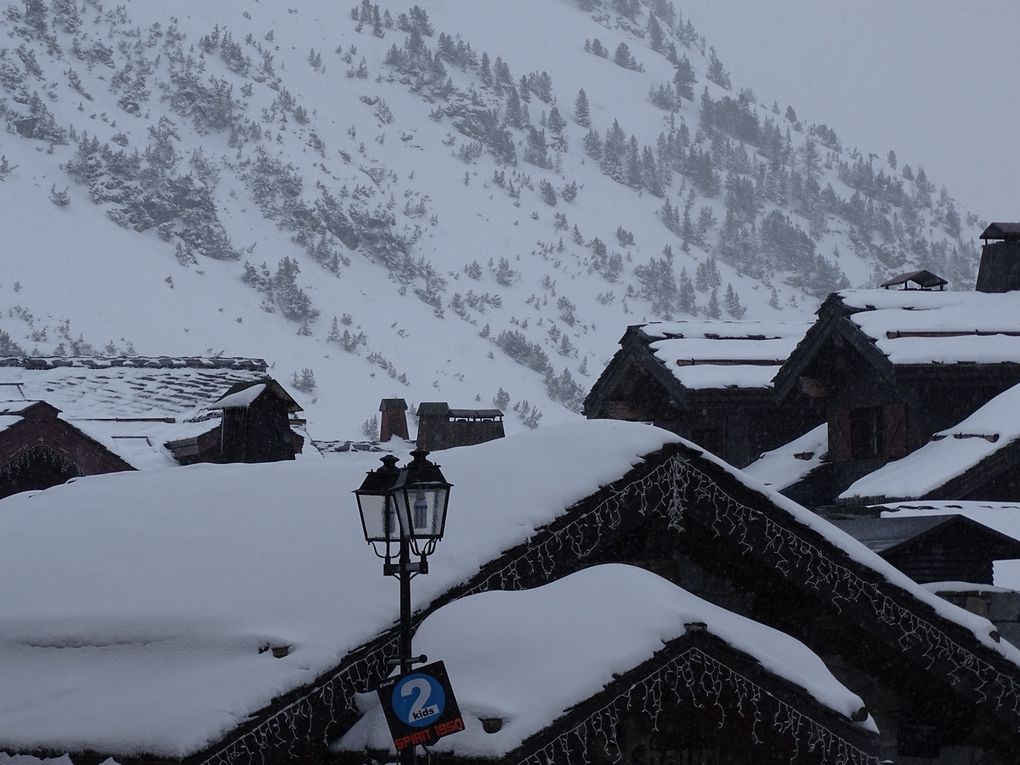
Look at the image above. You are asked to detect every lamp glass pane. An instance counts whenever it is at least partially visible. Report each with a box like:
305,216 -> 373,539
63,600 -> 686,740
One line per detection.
358,493 -> 401,542
402,485 -> 447,539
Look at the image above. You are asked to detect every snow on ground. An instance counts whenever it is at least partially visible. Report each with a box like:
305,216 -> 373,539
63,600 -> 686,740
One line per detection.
335,564 -> 873,759
841,383 -> 1020,502
0,421 -> 678,756
743,422 -> 827,491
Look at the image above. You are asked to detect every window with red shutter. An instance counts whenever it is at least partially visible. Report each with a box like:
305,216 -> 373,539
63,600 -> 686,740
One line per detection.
829,408 -> 852,462
883,402 -> 908,458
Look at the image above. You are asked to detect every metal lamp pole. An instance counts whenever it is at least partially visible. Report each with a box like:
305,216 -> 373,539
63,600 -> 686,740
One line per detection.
355,450 -> 452,765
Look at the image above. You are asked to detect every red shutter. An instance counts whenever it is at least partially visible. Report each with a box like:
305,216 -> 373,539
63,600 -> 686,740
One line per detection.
829,408 -> 852,462
883,402 -> 908,458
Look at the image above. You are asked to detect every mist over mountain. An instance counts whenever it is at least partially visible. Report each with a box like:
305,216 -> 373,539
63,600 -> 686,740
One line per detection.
0,0 -> 978,439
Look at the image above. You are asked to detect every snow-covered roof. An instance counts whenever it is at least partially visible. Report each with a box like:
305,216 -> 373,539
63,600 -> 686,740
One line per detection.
742,423 -> 828,491
0,358 -> 268,420
0,421 -> 681,757
840,382 -> 1020,503
1,420 -> 1017,759
878,502 -> 1020,590
639,320 -> 809,391
336,565 -> 872,759
0,358 -> 274,469
0,416 -> 22,433
209,383 -> 266,410
836,290 -> 1020,365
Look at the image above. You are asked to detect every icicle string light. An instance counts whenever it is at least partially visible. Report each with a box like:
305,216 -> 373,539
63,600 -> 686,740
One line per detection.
513,648 -> 879,765
196,451 -> 1020,764
658,456 -> 1020,720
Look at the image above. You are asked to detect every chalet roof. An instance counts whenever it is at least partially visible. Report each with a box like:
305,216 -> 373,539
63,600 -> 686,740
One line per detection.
831,515 -> 1020,558
417,401 -> 450,416
0,356 -> 269,419
210,378 -> 302,413
840,382 -> 1020,503
0,358 -> 276,469
981,222 -> 1020,241
877,502 -> 1020,556
585,321 -> 810,414
377,398 -> 407,412
0,422 -> 682,758
337,565 -> 875,761
2,422 -> 1019,761
775,290 -> 1020,399
743,422 -> 828,492
880,269 -> 947,290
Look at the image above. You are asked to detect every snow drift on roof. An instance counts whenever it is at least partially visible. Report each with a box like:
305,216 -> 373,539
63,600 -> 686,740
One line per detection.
639,320 -> 811,341
645,334 -> 801,391
0,421 -> 680,757
336,565 -> 872,759
0,419 -> 1014,758
879,502 -> 1020,591
209,383 -> 266,410
743,423 -> 828,491
836,290 -> 1020,365
0,364 -> 267,420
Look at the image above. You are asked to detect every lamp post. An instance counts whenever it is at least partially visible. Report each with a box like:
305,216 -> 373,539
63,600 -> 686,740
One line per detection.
354,450 -> 452,765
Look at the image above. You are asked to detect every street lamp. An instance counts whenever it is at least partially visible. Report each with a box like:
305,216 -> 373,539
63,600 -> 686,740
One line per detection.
354,449 -> 453,765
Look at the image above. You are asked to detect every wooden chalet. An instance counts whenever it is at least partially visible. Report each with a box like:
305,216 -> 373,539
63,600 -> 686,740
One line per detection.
166,379 -> 303,464
772,289 -> 1020,502
0,400 -> 133,499
584,321 -> 820,467
0,358 -> 305,497
6,424 -> 1019,764
829,515 -> 1020,586
977,222 -> 1020,293
416,402 -> 505,451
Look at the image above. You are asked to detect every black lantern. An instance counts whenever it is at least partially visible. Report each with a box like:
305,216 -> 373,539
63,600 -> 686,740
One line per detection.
354,454 -> 402,559
390,450 -> 452,557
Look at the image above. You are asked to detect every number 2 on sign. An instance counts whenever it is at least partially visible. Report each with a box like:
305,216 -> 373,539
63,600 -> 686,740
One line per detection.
402,678 -> 439,722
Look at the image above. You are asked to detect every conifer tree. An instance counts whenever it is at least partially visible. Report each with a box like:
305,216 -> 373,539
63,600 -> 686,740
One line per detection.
505,88 -> 525,129
548,106 -> 567,152
523,127 -> 550,168
724,283 -> 746,318
574,89 -> 591,127
674,56 -> 696,100
706,289 -> 722,319
648,14 -> 665,53
678,268 -> 697,315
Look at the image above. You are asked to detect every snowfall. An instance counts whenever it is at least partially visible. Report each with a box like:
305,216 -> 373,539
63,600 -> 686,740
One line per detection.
1,420 -> 1016,760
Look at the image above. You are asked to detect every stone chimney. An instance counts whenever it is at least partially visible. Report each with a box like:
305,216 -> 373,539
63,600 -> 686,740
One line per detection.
379,398 -> 409,442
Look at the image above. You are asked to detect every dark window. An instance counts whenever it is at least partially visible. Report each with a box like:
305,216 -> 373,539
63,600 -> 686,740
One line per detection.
850,406 -> 884,460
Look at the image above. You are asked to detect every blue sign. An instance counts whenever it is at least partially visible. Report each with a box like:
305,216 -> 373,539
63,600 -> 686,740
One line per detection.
392,671 -> 447,728
378,660 -> 464,751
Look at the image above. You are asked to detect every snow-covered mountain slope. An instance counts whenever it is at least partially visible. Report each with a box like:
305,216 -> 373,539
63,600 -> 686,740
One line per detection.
0,0 -> 979,439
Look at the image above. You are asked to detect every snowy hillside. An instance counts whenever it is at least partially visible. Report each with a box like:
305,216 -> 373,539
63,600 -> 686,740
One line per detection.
0,0 -> 978,439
